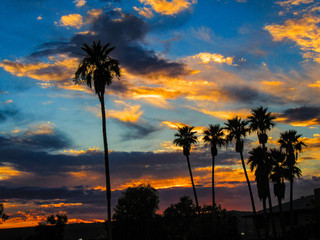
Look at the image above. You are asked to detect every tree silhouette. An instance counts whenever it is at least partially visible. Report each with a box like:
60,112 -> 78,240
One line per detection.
34,214 -> 68,240
278,130 -> 305,240
173,125 -> 200,214
248,106 -> 276,238
74,40 -> 120,240
0,203 -> 9,222
113,184 -> 160,240
248,147 -> 272,239
225,117 -> 260,240
203,124 -> 227,228
270,148 -> 289,238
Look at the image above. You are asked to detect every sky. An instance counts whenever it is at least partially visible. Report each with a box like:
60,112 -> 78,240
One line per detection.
0,0 -> 320,228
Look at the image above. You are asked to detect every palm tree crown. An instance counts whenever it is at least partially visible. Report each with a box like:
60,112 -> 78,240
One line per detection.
278,130 -> 306,166
248,106 -> 275,145
203,124 -> 227,157
224,116 -> 249,153
74,41 -> 120,98
174,126 -> 198,157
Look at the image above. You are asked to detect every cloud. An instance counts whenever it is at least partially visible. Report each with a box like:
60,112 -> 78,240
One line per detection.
74,0 -> 86,7
0,122 -> 72,152
264,14 -> 320,63
189,52 -> 234,65
87,101 -> 143,123
276,0 -> 314,6
0,104 -> 21,123
30,10 -> 190,78
58,14 -> 84,29
139,0 -> 197,15
133,6 -> 154,18
279,106 -> 320,126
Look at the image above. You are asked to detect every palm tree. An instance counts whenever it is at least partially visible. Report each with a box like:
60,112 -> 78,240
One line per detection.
270,148 -> 289,238
248,147 -> 272,239
278,130 -> 305,239
173,125 -> 200,214
248,106 -> 275,148
203,124 -> 227,231
203,124 -> 227,206
225,117 -> 261,240
74,41 -> 120,240
248,106 -> 277,238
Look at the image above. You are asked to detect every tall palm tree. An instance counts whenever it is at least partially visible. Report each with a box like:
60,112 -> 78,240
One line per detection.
173,125 -> 200,214
225,117 -> 261,240
248,147 -> 272,240
248,106 -> 277,238
74,41 -> 120,240
203,124 -> 227,231
278,130 -> 305,240
203,124 -> 227,208
270,148 -> 289,238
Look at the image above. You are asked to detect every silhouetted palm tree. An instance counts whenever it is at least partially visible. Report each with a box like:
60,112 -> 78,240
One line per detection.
278,130 -> 305,240
203,124 -> 227,231
270,148 -> 289,238
225,117 -> 261,240
248,147 -> 272,239
74,41 -> 120,240
203,124 -> 227,208
173,125 -> 200,214
248,106 -> 277,238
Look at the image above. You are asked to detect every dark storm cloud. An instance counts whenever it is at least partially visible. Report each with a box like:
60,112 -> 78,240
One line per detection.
0,128 -> 239,181
222,85 -> 283,105
281,106 -> 320,124
0,130 -> 72,153
30,10 -> 190,79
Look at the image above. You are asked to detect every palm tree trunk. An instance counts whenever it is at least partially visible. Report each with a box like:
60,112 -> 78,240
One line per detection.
262,142 -> 277,239
278,195 -> 286,238
186,155 -> 200,214
99,94 -> 112,240
212,154 -> 216,232
290,176 -> 293,240
263,198 -> 269,240
239,151 -> 261,240
267,185 -> 277,239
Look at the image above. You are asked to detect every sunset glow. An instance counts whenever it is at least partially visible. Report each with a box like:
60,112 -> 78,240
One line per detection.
0,0 -> 320,230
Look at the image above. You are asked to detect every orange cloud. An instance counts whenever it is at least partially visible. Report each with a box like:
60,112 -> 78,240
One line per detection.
139,0 -> 196,15
0,55 -> 78,82
63,146 -> 100,155
59,14 -> 83,29
261,80 -> 284,86
265,14 -> 320,62
189,52 -> 234,65
133,6 -> 154,18
0,164 -> 23,180
276,0 -> 314,6
74,0 -> 86,7
87,101 -> 143,123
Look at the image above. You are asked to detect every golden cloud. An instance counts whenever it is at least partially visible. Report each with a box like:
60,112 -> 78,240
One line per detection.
0,55 -> 78,82
133,6 -> 154,18
276,0 -> 314,6
265,14 -> 320,62
59,14 -> 83,29
87,101 -> 143,123
139,0 -> 196,15
0,164 -> 23,180
188,52 -> 234,65
73,0 -> 86,7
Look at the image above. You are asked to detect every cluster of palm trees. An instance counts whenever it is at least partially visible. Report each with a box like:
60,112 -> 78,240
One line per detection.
74,41 -> 306,240
173,107 -> 306,240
